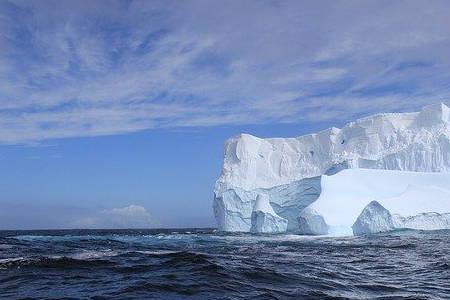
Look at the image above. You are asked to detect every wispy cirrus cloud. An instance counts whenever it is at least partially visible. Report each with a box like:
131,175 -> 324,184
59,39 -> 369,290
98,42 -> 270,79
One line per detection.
1,0 -> 450,143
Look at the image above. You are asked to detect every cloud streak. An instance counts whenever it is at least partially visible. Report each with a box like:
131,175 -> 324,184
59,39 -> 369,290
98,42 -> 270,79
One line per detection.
1,0 -> 450,143
73,204 -> 157,229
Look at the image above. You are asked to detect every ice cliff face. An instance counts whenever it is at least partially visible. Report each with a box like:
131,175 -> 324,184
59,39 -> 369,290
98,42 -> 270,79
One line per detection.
214,103 -> 450,233
213,177 -> 320,232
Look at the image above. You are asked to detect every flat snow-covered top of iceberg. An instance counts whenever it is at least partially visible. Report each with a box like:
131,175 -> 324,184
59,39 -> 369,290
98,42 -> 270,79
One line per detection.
310,168 -> 450,235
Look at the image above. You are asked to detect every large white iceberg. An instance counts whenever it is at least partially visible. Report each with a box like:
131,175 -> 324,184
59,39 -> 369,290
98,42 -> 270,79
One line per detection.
213,103 -> 450,234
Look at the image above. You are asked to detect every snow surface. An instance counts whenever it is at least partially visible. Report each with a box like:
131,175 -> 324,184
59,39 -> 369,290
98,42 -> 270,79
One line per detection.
214,103 -> 450,233
311,168 -> 450,235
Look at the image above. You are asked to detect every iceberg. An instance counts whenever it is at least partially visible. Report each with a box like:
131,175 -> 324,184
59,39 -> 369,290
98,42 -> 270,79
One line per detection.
353,201 -> 450,236
307,168 -> 450,235
213,177 -> 321,232
352,201 -> 395,235
297,207 -> 329,235
214,103 -> 450,233
250,194 -> 288,233
392,213 -> 450,231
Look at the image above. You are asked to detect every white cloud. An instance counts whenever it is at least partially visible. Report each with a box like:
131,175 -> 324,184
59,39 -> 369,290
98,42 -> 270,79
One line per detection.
1,1 -> 450,143
73,205 -> 157,229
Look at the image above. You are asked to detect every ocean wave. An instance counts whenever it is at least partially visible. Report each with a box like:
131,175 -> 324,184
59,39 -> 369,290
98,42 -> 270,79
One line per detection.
1,229 -> 449,299
71,249 -> 119,260
0,256 -> 113,269
0,249 -> 119,270
12,234 -> 111,242
135,250 -> 180,255
0,244 -> 15,249
0,257 -> 26,265
113,281 -> 204,297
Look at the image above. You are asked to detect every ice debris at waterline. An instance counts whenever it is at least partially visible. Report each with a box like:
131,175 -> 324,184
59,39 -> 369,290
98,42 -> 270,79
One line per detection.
213,103 -> 450,235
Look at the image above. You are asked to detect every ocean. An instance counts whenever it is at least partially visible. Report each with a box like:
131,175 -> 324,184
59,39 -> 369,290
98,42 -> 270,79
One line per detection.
0,229 -> 449,299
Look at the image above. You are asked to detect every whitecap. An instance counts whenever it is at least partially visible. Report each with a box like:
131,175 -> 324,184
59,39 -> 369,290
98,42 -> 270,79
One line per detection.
0,257 -> 26,264
71,249 -> 119,260
136,250 -> 179,255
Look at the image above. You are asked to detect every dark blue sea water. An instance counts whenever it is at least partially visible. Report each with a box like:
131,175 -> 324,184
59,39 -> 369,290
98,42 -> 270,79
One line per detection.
0,229 -> 449,299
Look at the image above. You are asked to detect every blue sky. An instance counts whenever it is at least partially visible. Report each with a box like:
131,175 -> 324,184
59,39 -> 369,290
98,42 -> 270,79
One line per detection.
1,0 -> 450,229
